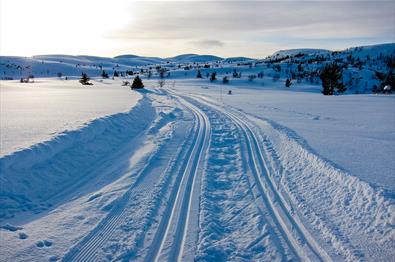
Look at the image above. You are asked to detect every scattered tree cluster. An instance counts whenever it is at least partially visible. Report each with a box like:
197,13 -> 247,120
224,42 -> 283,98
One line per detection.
320,63 -> 346,95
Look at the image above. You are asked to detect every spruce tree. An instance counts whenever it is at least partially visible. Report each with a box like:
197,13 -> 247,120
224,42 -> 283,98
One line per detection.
210,72 -> 217,82
196,70 -> 202,78
131,75 -> 144,89
101,70 -> 109,78
320,63 -> 346,95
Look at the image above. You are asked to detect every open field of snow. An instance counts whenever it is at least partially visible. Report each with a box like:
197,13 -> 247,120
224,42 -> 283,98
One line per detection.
0,77 -> 393,261
0,43 -> 394,262
173,79 -> 395,193
0,79 -> 141,156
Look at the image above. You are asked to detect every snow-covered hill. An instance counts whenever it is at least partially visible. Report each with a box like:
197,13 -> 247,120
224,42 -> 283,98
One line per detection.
1,43 -> 393,94
167,54 -> 222,63
0,53 -> 225,79
270,48 -> 331,59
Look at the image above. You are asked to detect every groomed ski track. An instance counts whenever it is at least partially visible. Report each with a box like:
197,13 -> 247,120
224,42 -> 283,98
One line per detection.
62,90 -> 211,262
183,93 -> 333,262
10,88 -> 384,262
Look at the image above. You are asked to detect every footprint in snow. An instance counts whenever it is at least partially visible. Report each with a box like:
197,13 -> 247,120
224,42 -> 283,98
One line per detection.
18,232 -> 28,239
312,116 -> 320,120
36,240 -> 53,248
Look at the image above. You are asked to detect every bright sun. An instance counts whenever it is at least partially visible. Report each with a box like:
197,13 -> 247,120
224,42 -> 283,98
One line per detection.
0,0 -> 133,56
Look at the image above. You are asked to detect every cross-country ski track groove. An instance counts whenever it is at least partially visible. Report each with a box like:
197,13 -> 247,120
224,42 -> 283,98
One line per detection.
62,92 -> 210,262
185,94 -> 333,262
61,88 -> 333,262
144,94 -> 210,262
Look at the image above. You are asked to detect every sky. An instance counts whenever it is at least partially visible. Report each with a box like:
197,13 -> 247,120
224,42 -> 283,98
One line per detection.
1,0 -> 394,58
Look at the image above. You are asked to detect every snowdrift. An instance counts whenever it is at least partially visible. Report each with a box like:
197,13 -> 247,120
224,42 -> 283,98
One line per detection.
0,97 -> 156,222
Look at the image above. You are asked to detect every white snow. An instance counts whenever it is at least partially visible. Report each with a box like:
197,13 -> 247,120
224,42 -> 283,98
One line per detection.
0,43 -> 394,262
0,78 -> 141,156
174,80 -> 395,193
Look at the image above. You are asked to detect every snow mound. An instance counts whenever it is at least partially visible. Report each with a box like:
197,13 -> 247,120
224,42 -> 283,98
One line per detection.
0,97 -> 156,222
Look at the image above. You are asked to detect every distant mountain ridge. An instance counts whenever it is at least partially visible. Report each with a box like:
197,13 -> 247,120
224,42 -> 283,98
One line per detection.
25,53 -> 252,65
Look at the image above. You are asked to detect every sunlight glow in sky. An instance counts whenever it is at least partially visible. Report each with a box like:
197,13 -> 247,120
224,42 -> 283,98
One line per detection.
1,0 -> 394,58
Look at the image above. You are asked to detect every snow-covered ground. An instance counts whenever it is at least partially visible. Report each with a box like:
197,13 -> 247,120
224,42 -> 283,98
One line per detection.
0,79 -> 141,156
0,44 -> 394,262
173,79 -> 395,193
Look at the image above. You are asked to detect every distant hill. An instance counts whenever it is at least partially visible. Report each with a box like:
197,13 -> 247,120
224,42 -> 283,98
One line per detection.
167,54 -> 223,63
269,49 -> 331,60
1,43 -> 394,87
223,57 -> 254,63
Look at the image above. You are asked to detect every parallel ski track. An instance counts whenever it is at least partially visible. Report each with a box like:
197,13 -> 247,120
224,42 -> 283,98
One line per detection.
145,92 -> 210,262
62,103 -> 202,261
61,144 -> 168,262
187,94 -> 333,262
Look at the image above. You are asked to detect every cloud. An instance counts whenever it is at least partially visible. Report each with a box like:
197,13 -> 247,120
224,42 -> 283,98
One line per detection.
105,1 -> 395,57
191,40 -> 224,48
110,1 -> 394,39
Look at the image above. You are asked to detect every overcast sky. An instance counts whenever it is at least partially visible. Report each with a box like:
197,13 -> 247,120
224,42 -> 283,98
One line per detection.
1,0 -> 394,58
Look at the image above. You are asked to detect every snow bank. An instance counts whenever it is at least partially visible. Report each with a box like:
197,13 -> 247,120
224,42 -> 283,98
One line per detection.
0,97 -> 156,222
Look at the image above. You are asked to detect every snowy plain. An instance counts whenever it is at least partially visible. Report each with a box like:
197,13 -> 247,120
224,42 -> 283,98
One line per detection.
0,79 -> 141,156
173,79 -> 395,193
0,44 -> 394,262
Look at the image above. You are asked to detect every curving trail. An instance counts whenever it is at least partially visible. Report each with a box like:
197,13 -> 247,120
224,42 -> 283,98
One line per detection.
61,88 -> 334,262
185,94 -> 333,262
62,91 -> 210,262
2,85 -> 392,262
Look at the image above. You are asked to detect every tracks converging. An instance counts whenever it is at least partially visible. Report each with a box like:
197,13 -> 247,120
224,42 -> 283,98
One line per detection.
62,91 -> 210,262
62,88 -> 331,262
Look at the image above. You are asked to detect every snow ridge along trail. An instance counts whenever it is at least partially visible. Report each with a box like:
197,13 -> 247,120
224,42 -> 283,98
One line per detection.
145,91 -> 210,262
0,97 -> 155,223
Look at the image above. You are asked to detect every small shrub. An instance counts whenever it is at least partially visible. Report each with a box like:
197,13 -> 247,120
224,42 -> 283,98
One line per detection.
285,78 -> 292,87
80,73 -> 93,85
210,72 -> 217,82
